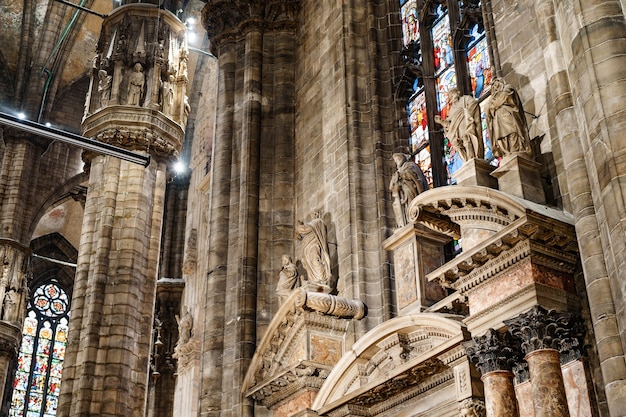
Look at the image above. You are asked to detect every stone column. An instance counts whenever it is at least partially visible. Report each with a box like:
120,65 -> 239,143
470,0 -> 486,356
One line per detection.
57,5 -> 187,417
549,1 -> 626,414
505,306 -> 581,417
0,240 -> 31,408
464,329 -> 521,417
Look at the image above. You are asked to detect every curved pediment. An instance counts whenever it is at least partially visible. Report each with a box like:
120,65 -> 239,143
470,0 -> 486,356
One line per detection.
312,313 -> 469,413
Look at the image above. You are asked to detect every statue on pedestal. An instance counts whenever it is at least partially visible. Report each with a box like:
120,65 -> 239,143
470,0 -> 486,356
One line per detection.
486,78 -> 531,158
389,153 -> 428,227
435,88 -> 484,161
296,211 -> 332,290
127,63 -> 145,106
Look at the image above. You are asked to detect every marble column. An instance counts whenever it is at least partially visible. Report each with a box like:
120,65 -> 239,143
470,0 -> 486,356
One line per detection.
464,329 -> 521,417
505,305 -> 584,417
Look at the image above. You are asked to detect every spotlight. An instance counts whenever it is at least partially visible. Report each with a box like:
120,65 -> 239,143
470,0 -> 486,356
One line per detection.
173,161 -> 186,174
17,112 -> 26,119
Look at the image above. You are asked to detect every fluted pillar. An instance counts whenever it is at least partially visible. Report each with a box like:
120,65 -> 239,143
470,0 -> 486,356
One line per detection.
464,329 -> 521,417
58,5 -> 187,417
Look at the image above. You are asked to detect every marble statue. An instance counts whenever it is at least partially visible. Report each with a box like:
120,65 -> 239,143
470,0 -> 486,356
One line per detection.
486,77 -> 531,158
2,289 -> 18,322
435,88 -> 484,160
127,63 -> 145,106
97,69 -> 113,108
161,74 -> 175,116
389,153 -> 428,227
296,211 -> 331,287
176,310 -> 193,345
276,255 -> 299,305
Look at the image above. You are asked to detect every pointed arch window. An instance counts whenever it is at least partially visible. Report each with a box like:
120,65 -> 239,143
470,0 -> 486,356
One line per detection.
9,281 -> 70,417
400,0 -> 497,187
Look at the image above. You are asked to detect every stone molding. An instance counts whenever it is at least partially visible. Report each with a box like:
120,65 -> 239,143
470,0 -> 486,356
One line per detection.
313,315 -> 469,415
505,305 -> 586,362
426,214 -> 578,292
464,329 -> 522,374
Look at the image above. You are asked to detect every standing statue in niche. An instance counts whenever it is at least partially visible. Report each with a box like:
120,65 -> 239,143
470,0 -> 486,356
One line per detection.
389,153 -> 428,227
176,309 -> 193,345
486,77 -> 531,158
435,88 -> 484,161
296,211 -> 332,289
2,289 -> 18,322
276,255 -> 299,305
161,74 -> 175,116
97,69 -> 113,108
127,63 -> 145,106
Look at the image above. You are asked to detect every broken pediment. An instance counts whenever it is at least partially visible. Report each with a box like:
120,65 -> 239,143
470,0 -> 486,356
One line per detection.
242,288 -> 366,409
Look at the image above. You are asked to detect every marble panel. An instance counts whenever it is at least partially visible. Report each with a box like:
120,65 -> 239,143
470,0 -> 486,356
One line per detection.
395,241 -> 418,309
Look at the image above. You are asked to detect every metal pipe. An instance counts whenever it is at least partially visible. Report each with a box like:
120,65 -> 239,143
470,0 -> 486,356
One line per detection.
0,111 -> 150,167
52,0 -> 108,19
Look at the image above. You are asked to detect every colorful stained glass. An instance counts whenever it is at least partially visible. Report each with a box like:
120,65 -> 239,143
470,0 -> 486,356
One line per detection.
432,10 -> 453,73
444,137 -> 463,182
436,66 -> 457,118
467,27 -> 492,99
9,282 -> 70,417
401,0 -> 419,46
415,146 -> 433,188
407,91 -> 428,151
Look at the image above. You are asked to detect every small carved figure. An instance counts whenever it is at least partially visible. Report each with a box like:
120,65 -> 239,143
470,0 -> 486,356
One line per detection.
296,211 -> 332,287
459,398 -> 486,417
2,289 -> 18,322
176,310 -> 193,345
276,255 -> 299,305
486,77 -> 531,158
435,88 -> 484,161
97,69 -> 113,108
178,48 -> 189,79
127,63 -> 145,106
161,75 -> 175,116
389,153 -> 428,227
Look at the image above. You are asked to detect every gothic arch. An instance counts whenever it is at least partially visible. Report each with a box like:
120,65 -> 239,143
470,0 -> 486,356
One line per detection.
312,313 -> 469,414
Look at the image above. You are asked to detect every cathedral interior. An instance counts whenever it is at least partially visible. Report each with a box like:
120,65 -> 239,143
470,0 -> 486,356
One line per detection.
0,0 -> 625,416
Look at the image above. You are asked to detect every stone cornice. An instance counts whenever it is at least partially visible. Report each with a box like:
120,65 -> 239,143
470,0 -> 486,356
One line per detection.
426,214 -> 578,292
248,361 -> 332,408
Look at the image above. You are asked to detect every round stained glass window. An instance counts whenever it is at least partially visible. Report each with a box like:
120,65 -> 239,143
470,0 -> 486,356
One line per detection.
32,283 -> 69,318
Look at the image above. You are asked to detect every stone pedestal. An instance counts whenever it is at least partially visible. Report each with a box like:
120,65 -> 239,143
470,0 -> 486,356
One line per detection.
482,371 -> 519,417
383,223 -> 449,315
525,349 -> 570,417
490,155 -> 546,204
453,158 -> 498,188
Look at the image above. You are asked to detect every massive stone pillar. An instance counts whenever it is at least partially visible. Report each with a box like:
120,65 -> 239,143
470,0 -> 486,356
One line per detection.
538,1 -> 626,414
57,4 -> 187,417
198,2 -> 299,417
0,240 -> 31,409
465,329 -> 521,417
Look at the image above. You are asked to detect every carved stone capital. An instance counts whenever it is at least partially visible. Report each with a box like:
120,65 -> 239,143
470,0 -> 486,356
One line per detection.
459,397 -> 486,417
464,329 -> 522,375
504,305 -> 585,359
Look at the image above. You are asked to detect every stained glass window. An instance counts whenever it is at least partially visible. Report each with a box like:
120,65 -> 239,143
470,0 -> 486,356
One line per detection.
9,282 -> 69,417
399,0 -> 494,186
